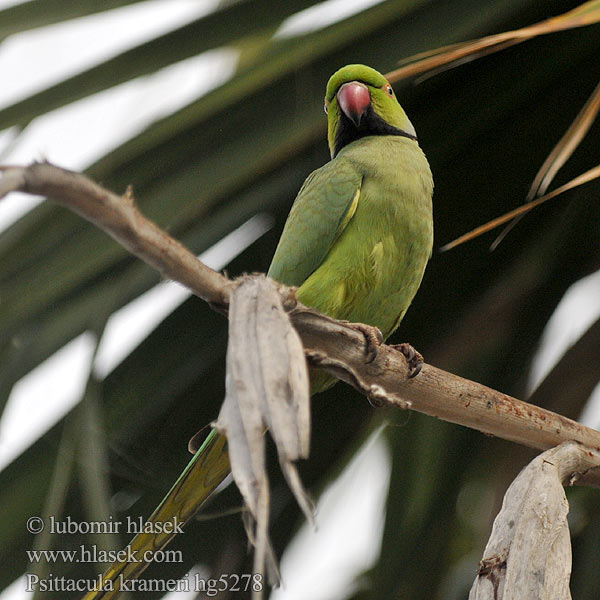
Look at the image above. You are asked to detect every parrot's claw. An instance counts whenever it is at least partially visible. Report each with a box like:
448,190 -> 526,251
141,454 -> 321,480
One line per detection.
391,343 -> 424,378
343,322 -> 383,363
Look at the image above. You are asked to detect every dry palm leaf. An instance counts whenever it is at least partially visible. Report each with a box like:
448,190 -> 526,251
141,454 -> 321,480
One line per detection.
441,165 -> 600,252
386,0 -> 600,83
490,79 -> 600,250
385,0 -> 600,252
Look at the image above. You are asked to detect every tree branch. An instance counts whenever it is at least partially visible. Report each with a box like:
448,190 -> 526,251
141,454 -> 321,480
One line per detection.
2,161 -> 600,487
0,162 -> 233,306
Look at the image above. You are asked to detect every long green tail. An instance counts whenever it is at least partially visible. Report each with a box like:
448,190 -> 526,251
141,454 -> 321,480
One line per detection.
82,429 -> 230,600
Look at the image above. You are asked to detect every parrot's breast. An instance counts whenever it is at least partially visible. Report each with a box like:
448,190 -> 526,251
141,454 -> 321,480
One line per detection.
297,136 -> 433,340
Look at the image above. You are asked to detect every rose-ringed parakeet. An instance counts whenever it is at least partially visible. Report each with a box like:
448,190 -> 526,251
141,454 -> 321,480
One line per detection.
83,64 -> 433,599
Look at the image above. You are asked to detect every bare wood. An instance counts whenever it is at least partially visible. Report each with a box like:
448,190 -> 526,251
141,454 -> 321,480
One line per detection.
469,441 -> 598,599
0,162 -> 233,306
291,306 -> 600,486
2,161 -> 600,487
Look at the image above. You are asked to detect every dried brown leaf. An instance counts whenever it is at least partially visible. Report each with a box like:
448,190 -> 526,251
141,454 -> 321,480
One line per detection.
386,0 -> 600,83
440,164 -> 600,252
490,80 -> 600,249
383,1 -> 600,253
215,275 -> 312,592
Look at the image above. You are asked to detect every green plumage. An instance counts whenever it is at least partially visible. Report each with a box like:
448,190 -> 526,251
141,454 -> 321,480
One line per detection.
269,136 -> 432,336
87,65 -> 433,598
269,64 -> 433,390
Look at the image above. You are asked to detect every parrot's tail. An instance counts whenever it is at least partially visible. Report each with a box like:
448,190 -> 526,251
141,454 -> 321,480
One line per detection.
81,429 -> 230,600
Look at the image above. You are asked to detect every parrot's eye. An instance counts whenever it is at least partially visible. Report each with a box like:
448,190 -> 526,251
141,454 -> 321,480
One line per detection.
324,102 -> 328,114
385,84 -> 394,97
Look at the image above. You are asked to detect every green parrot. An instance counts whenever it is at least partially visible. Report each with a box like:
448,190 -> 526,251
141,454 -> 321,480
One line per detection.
82,64 -> 433,599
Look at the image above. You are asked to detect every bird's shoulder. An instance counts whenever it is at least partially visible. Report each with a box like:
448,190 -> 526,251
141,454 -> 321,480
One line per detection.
267,157 -> 362,286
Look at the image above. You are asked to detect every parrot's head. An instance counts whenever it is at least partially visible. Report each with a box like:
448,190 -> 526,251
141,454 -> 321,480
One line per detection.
324,64 -> 417,158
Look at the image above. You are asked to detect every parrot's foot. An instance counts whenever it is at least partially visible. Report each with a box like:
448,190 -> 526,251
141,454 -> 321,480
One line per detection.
343,322 -> 383,363
391,343 -> 424,378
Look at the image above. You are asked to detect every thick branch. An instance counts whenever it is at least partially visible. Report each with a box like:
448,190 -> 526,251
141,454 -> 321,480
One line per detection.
2,161 -> 600,486
293,307 -> 600,486
0,162 -> 233,306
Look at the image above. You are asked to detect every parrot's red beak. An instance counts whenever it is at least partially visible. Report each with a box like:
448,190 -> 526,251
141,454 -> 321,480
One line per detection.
337,82 -> 371,127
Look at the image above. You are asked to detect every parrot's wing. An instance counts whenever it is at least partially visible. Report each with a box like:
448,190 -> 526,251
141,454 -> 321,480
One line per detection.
268,158 -> 362,286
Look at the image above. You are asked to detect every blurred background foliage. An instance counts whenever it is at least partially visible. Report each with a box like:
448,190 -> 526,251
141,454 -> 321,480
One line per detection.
0,0 -> 599,598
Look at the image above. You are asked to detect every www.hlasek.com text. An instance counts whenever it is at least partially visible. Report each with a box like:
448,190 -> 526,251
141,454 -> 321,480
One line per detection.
27,544 -> 182,565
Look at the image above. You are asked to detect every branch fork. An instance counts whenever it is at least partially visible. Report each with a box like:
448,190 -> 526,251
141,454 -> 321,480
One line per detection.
1,160 -> 599,483
2,160 -> 600,598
